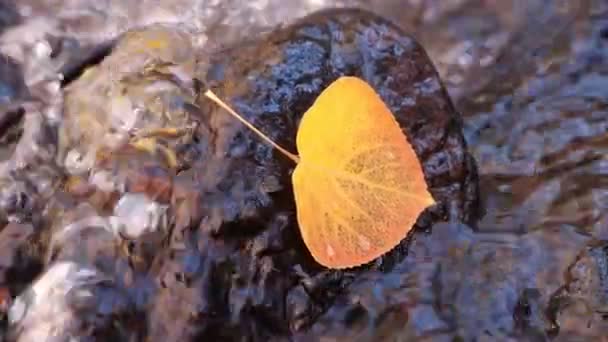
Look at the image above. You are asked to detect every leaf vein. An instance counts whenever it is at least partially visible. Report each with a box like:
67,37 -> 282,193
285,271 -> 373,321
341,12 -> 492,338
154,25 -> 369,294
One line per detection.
340,143 -> 403,168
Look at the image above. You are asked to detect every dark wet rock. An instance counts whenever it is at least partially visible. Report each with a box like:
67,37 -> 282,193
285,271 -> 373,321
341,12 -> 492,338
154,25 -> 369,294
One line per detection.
0,2 -> 20,33
0,106 -> 24,161
0,223 -> 35,281
546,242 -> 608,340
443,2 -> 608,340
206,7 -> 480,227
0,54 -> 28,163
300,221 -> 590,341
4,0 -> 607,341
15,8 -> 480,341
0,222 -> 39,301
461,0 -> 608,243
145,8 -> 478,340
0,54 -> 28,107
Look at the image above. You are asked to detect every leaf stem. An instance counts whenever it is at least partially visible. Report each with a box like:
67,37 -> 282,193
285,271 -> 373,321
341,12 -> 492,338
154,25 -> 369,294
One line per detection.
204,90 -> 300,164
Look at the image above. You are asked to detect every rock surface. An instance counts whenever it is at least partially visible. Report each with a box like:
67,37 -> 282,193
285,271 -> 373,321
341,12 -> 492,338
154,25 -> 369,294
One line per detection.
0,0 -> 607,341
4,8 -> 480,341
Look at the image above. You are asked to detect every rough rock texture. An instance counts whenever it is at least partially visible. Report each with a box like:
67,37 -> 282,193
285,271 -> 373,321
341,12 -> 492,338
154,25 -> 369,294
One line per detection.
4,8 -> 480,342
1,0 -> 608,341
205,8 -> 480,226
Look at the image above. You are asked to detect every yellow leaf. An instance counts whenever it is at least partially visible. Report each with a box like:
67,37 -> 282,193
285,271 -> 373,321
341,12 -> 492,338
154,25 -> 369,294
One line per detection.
205,76 -> 435,269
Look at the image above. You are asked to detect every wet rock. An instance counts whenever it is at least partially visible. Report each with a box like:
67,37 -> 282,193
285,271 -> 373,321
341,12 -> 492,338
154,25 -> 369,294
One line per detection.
92,144 -> 182,204
0,106 -> 24,162
169,171 -> 204,247
0,223 -> 35,286
11,3 -> 479,340
126,164 -> 174,203
1,0 -> 607,341
297,222 -> 587,341
205,8 -> 480,227
39,8 -> 479,341
111,192 -> 169,240
0,2 -> 21,34
25,10 -> 479,340
59,23 -> 201,175
145,8 -> 478,340
446,4 -> 608,338
462,1 -> 608,235
0,100 -> 62,224
547,242 -> 608,340
47,202 -> 121,266
0,221 -> 40,318
7,261 -> 132,342
34,198 -> 156,340
0,53 -> 28,111
7,22 -> 212,341
0,29 -> 64,227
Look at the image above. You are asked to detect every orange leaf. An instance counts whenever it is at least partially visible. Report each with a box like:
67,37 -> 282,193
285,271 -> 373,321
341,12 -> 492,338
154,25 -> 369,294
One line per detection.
292,77 -> 434,268
205,76 -> 435,269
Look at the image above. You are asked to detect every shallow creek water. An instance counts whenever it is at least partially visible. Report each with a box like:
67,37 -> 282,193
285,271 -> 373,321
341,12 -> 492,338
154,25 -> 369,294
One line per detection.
0,0 -> 607,341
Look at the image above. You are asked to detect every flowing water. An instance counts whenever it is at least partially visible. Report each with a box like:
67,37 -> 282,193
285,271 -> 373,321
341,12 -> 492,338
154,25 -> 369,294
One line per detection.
0,0 -> 607,341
